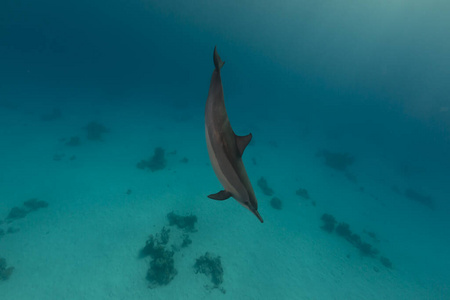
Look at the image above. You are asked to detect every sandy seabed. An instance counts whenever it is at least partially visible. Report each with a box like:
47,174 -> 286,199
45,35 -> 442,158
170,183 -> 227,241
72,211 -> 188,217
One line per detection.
0,100 -> 449,300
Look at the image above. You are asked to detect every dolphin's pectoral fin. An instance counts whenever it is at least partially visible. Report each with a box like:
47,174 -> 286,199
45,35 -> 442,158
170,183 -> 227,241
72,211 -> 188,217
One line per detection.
235,133 -> 252,157
208,190 -> 232,200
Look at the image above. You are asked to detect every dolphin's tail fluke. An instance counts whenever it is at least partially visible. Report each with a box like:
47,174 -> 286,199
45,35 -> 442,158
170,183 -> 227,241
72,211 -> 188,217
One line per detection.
213,46 -> 225,71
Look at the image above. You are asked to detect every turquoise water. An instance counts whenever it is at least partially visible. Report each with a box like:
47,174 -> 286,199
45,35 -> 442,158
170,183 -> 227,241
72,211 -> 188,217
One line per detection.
1,1 -> 449,299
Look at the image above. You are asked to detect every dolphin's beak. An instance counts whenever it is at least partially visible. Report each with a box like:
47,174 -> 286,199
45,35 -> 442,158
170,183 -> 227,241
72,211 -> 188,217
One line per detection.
253,210 -> 264,223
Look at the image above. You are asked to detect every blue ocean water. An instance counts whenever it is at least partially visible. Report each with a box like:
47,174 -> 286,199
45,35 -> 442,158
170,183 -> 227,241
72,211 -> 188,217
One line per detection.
1,1 -> 449,299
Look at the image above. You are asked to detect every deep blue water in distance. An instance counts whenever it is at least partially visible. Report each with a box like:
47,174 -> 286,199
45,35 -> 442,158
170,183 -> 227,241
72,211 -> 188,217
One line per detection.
1,0 -> 450,299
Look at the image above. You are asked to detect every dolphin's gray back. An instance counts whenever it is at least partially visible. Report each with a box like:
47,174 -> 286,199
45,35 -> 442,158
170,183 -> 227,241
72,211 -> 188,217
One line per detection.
205,70 -> 249,201
205,47 -> 262,222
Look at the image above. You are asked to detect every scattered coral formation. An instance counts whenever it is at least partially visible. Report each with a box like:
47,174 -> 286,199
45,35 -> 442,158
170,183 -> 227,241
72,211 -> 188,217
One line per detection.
335,222 -> 352,238
84,121 -> 109,141
194,252 -> 224,288
167,212 -> 197,232
295,187 -> 316,206
139,213 -> 227,291
345,172 -> 358,183
65,136 -> 81,146
140,212 -> 201,288
320,213 -> 337,232
380,256 -> 393,269
140,227 -> 177,287
296,188 -> 310,200
146,249 -> 177,287
139,227 -> 171,259
363,230 -> 379,242
0,257 -> 14,281
257,177 -> 274,196
270,197 -> 282,210
7,207 -> 28,221
53,153 -> 76,162
358,241 -> 378,257
317,150 -> 354,171
137,147 -> 167,172
53,153 -> 65,161
335,222 -> 378,256
6,227 -> 19,234
24,198 -> 49,212
180,234 -> 192,248
6,198 -> 49,222
320,213 -> 391,267
404,188 -> 434,209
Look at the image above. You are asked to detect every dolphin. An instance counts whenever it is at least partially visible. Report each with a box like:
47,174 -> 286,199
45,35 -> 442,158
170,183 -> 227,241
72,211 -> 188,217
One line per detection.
205,46 -> 263,223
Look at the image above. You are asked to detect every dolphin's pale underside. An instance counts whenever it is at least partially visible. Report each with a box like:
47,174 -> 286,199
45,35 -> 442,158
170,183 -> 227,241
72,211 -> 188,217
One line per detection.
205,46 -> 263,223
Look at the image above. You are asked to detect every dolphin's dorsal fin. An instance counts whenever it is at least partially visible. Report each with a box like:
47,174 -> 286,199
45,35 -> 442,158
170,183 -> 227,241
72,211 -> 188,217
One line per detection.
235,133 -> 252,157
208,190 -> 232,200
